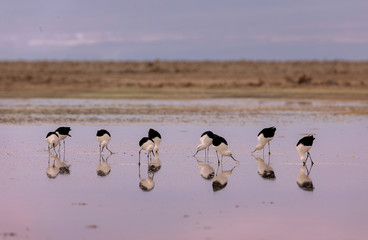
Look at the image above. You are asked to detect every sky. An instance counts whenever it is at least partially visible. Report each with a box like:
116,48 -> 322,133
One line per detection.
0,0 -> 367,61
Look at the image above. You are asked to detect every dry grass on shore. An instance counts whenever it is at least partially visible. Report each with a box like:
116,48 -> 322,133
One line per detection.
1,60 -> 367,100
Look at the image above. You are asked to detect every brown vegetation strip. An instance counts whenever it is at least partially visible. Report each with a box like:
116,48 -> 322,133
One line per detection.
1,61 -> 368,100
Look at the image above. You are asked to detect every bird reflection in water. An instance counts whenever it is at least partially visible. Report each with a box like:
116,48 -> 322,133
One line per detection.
139,161 -> 155,192
254,155 -> 276,180
195,157 -> 215,180
46,147 -> 70,178
297,164 -> 314,191
148,153 -> 161,174
46,154 -> 60,179
97,153 -> 112,177
212,163 -> 238,192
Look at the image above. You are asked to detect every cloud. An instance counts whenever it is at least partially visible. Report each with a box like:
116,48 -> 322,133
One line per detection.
27,32 -> 202,47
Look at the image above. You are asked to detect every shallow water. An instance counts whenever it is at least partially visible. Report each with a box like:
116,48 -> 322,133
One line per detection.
1,100 -> 368,240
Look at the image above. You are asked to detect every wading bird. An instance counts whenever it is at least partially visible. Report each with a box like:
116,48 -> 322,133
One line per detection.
96,129 -> 114,154
55,127 -> 71,150
212,135 -> 239,163
193,131 -> 215,159
252,127 -> 276,155
46,131 -> 60,154
148,128 -> 161,153
296,135 -> 315,165
139,137 -> 155,164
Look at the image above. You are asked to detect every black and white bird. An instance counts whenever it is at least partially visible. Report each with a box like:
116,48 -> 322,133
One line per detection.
46,131 -> 60,154
252,127 -> 276,155
96,129 -> 114,154
139,137 -> 155,163
193,131 -> 215,158
148,128 -> 161,153
212,135 -> 239,163
296,135 -> 315,165
55,127 -> 71,150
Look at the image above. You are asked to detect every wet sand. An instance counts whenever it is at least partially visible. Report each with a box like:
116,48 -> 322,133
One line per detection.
1,98 -> 368,124
1,99 -> 368,240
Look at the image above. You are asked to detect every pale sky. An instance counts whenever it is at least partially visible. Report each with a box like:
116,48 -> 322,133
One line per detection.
0,0 -> 367,60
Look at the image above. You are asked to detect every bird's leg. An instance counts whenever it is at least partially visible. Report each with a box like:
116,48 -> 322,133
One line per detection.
193,150 -> 199,157
53,144 -> 57,155
216,151 -> 220,164
308,152 -> 314,165
106,146 -> 115,154
268,142 -> 271,155
262,148 -> 265,159
99,144 -> 102,154
138,150 -> 141,166
230,156 -> 239,162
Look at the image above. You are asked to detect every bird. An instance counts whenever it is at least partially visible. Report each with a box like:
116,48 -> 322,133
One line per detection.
46,131 -> 60,154
55,127 -> 71,150
296,135 -> 315,165
148,128 -> 161,153
252,127 -> 276,155
193,131 -> 215,158
96,129 -> 114,154
212,134 -> 239,163
296,165 -> 314,191
139,137 -> 155,164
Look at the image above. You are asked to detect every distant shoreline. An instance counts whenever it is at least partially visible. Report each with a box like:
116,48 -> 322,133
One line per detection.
1,60 -> 367,100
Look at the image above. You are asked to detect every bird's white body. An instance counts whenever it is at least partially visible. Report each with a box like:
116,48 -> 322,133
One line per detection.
213,143 -> 232,157
97,133 -> 111,148
152,136 -> 161,153
46,134 -> 60,148
297,166 -> 313,190
255,134 -> 273,151
198,161 -> 215,179
296,144 -> 312,163
97,160 -> 111,176
139,177 -> 155,191
141,140 -> 154,154
56,132 -> 68,141
197,135 -> 213,151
